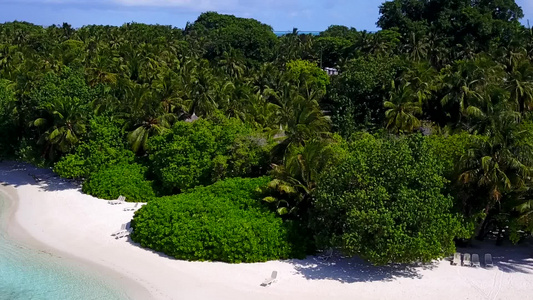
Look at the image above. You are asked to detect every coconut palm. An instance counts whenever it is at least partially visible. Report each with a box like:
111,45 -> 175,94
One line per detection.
85,54 -> 118,87
123,84 -> 175,154
384,82 -> 423,133
189,60 -> 218,117
33,96 -> 87,159
218,49 -> 246,79
152,69 -> 187,116
264,139 -> 340,217
459,111 -> 533,237
505,52 -> 533,113
440,56 -> 505,128
268,82 -> 331,160
403,32 -> 429,62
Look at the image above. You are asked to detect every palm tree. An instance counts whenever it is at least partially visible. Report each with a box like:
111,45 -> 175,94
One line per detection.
427,32 -> 450,68
251,63 -> 282,97
403,32 -> 429,62
384,82 -> 423,133
152,69 -> 187,116
218,49 -> 245,79
122,84 -> 175,154
440,56 -> 505,128
245,90 -> 279,128
85,54 -> 118,87
459,112 -> 533,238
33,96 -> 87,160
268,82 -> 331,160
128,115 -> 173,154
400,61 -> 440,120
264,139 -> 341,217
505,51 -> 533,113
191,65 -> 218,117
276,28 -> 315,62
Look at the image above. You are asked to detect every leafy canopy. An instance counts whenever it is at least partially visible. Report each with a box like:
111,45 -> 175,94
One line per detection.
54,116 -> 134,179
131,177 -> 306,263
313,134 -> 466,265
82,163 -> 156,202
148,118 -> 270,193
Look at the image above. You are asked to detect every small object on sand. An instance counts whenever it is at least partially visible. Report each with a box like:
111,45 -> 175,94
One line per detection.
260,271 -> 277,287
463,253 -> 471,266
111,223 -> 127,236
124,203 -> 139,211
318,248 -> 333,261
115,228 -> 131,239
30,174 -> 42,183
109,195 -> 126,205
485,253 -> 494,268
452,252 -> 461,265
472,254 -> 481,267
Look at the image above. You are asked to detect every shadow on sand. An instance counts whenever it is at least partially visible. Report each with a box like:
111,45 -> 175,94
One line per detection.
3,160 -> 533,283
0,161 -> 80,192
287,253 -> 435,283
457,239 -> 533,274
290,239 -> 533,283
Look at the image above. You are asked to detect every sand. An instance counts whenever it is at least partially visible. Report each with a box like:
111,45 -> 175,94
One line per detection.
1,161 -> 533,300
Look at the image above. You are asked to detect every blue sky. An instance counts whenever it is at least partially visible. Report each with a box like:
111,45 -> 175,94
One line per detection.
1,0 -> 532,32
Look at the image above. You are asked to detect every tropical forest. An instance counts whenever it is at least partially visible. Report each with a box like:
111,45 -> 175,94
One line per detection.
1,0 -> 533,265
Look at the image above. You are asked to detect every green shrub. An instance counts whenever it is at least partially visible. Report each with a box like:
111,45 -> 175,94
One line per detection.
131,177 -> 305,263
148,118 -> 270,193
82,163 -> 155,202
313,133 -> 464,265
427,132 -> 478,180
54,116 -> 134,179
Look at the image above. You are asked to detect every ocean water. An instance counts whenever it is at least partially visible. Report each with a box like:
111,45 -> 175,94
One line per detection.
0,194 -> 128,300
274,31 -> 320,36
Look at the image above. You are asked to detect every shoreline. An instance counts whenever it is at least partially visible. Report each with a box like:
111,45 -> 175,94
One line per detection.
0,177 -> 152,300
1,161 -> 533,300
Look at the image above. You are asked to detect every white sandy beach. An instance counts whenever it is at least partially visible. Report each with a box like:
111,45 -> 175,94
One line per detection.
1,161 -> 533,300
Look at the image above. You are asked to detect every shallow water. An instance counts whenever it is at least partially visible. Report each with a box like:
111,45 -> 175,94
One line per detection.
0,194 -> 127,300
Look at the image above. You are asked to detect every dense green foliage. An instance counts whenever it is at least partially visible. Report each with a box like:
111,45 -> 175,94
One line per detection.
378,0 -> 523,62
28,68 -> 97,160
326,56 -> 403,135
3,2 -> 533,264
131,177 -> 304,262
185,12 -> 278,63
54,116 -> 134,179
82,163 -> 155,202
148,118 -> 270,193
313,134 -> 465,265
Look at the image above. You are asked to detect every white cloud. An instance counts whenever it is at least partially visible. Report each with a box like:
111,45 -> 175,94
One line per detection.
114,0 -> 239,10
9,0 -> 300,14
112,0 -> 300,13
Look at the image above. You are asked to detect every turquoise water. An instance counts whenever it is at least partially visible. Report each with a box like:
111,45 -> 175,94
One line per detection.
0,194 -> 128,300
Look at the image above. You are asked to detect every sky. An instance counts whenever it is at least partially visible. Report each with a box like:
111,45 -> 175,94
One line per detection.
0,0 -> 532,32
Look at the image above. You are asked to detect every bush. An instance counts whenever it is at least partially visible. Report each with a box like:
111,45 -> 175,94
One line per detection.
327,55 -> 404,136
131,177 -> 305,263
82,163 -> 155,202
313,133 -> 464,265
148,118 -> 270,193
54,116 -> 134,179
427,132 -> 477,180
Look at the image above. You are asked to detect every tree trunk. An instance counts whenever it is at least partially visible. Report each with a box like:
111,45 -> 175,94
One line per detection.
474,203 -> 492,240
